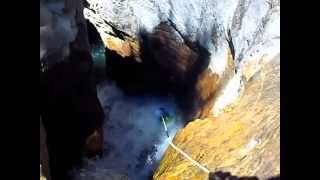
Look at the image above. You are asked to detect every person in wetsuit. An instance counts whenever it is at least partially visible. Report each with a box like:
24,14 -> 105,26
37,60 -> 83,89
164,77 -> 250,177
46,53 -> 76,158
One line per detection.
159,107 -> 170,120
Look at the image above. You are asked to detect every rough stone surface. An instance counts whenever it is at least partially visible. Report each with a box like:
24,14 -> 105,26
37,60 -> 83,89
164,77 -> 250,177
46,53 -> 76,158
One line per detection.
154,56 -> 280,179
40,49 -> 105,180
40,0 -> 78,68
40,1 -> 105,180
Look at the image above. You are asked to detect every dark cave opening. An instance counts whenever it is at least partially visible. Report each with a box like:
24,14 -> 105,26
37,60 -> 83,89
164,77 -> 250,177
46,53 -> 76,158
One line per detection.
103,22 -> 211,121
86,20 -> 209,121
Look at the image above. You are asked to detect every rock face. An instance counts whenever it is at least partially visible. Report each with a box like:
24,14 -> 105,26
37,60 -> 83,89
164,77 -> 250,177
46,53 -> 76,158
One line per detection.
40,49 -> 105,180
40,0 -> 77,68
40,1 -> 105,180
154,56 -> 280,179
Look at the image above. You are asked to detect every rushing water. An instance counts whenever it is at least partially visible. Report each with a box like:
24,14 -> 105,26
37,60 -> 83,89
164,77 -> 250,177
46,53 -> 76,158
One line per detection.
71,34 -> 183,179
71,81 -> 183,180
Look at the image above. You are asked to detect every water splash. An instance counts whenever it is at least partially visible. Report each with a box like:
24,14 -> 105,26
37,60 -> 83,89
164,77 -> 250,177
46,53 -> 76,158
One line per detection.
71,81 -> 183,180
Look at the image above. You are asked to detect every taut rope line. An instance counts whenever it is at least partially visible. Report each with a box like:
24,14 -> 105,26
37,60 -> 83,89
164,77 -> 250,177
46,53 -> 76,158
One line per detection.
161,116 -> 210,174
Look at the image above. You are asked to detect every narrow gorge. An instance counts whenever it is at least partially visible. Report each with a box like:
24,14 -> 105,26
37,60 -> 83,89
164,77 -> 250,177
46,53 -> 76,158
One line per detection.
40,0 -> 280,179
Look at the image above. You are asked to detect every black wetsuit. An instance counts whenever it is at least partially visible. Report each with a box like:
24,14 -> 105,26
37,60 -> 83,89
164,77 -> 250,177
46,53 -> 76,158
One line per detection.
159,107 -> 170,119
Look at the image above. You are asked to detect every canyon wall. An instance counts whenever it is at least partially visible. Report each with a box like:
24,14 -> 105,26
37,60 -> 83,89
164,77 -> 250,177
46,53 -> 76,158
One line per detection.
40,0 -> 105,179
83,0 -> 280,118
83,0 -> 280,179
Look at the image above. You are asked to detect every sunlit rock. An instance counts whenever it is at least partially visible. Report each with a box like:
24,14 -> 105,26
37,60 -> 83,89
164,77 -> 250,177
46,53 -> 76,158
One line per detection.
154,56 -> 280,179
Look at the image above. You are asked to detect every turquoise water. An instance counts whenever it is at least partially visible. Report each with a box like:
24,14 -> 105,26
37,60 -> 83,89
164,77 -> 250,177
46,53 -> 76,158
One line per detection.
90,44 -> 106,76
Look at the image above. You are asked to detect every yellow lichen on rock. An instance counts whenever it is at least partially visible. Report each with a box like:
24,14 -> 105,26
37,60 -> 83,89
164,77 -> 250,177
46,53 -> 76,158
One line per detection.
154,56 -> 280,180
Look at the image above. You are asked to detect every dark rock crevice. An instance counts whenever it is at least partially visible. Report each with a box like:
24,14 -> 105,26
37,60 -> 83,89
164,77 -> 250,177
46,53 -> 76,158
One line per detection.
40,49 -> 105,180
104,22 -> 211,122
40,1 -> 106,179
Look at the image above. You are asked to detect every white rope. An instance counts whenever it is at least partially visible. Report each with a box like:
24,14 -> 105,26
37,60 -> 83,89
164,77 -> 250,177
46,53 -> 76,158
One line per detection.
161,117 -> 168,132
161,116 -> 210,174
168,142 -> 210,174
161,116 -> 170,138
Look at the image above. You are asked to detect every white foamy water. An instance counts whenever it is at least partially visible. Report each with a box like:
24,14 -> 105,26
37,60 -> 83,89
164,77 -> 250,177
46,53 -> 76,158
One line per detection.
71,81 -> 183,180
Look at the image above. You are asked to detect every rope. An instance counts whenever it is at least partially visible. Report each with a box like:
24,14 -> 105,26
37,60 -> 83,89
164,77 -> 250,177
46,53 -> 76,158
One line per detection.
161,117 -> 170,138
161,116 -> 210,174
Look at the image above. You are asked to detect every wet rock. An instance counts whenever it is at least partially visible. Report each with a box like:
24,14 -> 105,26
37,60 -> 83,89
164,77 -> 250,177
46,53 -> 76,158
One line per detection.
40,1 -> 106,179
40,49 -> 105,180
